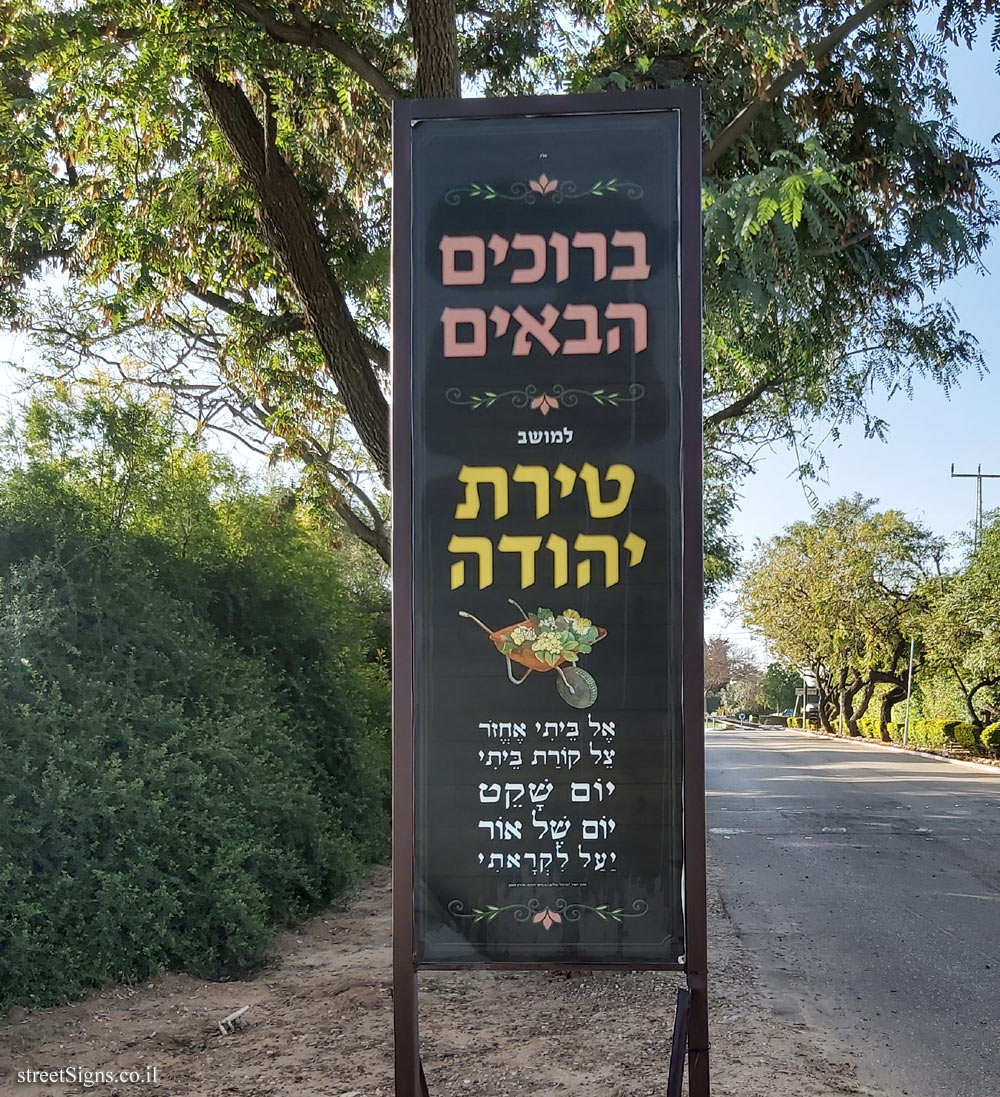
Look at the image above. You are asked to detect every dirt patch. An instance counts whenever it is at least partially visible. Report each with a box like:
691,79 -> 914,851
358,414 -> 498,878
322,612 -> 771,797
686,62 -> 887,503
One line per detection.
2,864 -> 872,1096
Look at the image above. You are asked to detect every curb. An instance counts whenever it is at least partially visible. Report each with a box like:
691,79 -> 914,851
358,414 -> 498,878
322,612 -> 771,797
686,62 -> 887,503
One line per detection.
712,719 -> 1000,776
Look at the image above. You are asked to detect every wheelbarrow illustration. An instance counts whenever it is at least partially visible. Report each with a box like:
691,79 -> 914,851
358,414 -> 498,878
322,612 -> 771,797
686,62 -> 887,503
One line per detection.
459,599 -> 606,709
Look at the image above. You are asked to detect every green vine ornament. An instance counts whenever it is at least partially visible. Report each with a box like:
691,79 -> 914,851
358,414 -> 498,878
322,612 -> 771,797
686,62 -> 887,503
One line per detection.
445,383 -> 645,414
448,897 -> 649,931
445,175 -> 643,206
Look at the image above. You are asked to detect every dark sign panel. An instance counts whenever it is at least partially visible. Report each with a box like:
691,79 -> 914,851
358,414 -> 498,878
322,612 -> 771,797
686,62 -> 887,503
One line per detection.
397,98 -> 695,968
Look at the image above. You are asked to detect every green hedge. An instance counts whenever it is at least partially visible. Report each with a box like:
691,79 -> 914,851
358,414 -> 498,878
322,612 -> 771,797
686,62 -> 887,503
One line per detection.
953,723 -> 982,753
0,543 -> 381,1010
982,723 -> 1000,757
0,410 -> 390,1011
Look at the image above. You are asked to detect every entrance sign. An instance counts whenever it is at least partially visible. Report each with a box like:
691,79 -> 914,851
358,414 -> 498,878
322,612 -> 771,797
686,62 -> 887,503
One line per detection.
392,90 -> 706,1094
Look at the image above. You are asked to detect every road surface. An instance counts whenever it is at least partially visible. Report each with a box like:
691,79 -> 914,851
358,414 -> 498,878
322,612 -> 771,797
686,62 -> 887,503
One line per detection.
706,725 -> 1000,1097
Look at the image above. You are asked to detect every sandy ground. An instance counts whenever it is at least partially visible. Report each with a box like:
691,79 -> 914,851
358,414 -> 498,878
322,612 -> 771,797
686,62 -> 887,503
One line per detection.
2,863 -> 874,1097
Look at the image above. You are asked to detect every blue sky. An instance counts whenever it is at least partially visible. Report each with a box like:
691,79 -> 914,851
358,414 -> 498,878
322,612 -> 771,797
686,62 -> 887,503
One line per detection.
710,31 -> 1000,647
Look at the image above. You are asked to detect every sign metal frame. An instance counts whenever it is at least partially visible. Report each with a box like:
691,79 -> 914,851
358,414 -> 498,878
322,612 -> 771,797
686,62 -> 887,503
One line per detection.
391,89 -> 707,1096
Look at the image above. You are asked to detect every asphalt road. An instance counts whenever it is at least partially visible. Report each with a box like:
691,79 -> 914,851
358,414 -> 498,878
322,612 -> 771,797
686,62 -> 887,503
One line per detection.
706,725 -> 1000,1097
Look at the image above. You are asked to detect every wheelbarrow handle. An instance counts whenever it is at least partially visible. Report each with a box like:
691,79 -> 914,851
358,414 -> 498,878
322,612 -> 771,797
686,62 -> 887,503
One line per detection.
507,598 -> 531,621
458,610 -> 495,635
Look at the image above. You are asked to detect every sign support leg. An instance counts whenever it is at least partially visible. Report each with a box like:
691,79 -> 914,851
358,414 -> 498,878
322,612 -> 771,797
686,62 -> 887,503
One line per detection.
392,956 -> 425,1096
667,988 -> 691,1096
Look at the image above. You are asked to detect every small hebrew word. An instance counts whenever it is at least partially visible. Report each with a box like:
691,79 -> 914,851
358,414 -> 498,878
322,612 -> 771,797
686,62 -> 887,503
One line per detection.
440,231 -> 650,286
532,808 -> 572,840
528,780 -> 554,803
581,817 -> 617,840
477,721 -> 527,740
530,748 -> 583,769
587,715 -> 616,739
588,743 -> 616,767
478,818 -> 523,841
536,720 -> 580,739
518,841 -> 570,875
517,428 -> 574,445
480,852 -> 525,871
475,782 -> 527,808
570,780 -> 616,802
441,303 -> 648,358
576,846 -> 618,871
478,749 -> 524,769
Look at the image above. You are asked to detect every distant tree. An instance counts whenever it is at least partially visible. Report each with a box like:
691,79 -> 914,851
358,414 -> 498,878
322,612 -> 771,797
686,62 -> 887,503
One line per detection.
739,496 -> 943,737
704,634 -> 760,714
720,664 -> 765,715
760,663 -> 800,713
704,636 -> 735,695
925,513 -> 1000,727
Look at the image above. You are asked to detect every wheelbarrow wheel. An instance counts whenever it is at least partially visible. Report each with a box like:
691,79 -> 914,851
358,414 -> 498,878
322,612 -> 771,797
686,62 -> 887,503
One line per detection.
556,666 -> 599,709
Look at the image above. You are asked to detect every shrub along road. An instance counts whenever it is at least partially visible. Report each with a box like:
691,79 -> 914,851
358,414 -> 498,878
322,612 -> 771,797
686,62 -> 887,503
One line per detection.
707,724 -> 1000,1097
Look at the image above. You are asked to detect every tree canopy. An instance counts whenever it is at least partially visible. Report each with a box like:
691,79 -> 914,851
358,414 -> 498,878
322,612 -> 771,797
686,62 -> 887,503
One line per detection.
739,495 -> 943,735
760,662 -> 800,713
925,512 -> 1000,726
2,0 -> 998,574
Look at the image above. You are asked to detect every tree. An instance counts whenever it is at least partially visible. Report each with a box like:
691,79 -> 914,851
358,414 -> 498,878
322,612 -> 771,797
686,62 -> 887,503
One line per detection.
925,513 -> 1000,727
760,663 -> 800,714
739,496 -> 943,736
720,664 -> 765,716
704,636 -> 735,694
704,634 -> 758,712
1,0 -> 997,570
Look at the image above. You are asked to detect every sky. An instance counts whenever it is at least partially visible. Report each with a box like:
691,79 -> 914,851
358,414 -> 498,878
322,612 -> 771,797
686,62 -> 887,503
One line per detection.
709,31 -> 1000,650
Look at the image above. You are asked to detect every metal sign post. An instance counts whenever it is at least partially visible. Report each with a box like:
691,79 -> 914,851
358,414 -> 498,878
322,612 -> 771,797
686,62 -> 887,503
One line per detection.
392,90 -> 708,1097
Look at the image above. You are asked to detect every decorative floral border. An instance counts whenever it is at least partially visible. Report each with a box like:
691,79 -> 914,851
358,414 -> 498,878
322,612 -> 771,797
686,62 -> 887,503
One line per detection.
445,383 -> 645,415
445,175 -> 644,206
448,897 -> 649,932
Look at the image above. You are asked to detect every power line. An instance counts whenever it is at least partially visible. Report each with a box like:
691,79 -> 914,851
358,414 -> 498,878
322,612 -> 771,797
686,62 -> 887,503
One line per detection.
950,463 -> 1000,549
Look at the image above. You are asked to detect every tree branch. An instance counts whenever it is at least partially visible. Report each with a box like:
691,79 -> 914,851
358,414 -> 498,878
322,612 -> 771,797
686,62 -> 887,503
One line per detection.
195,67 -> 390,485
362,336 -> 389,373
804,227 -> 876,258
704,0 -> 899,171
182,277 -> 305,337
706,367 -> 793,427
183,278 -> 387,371
220,0 -> 401,103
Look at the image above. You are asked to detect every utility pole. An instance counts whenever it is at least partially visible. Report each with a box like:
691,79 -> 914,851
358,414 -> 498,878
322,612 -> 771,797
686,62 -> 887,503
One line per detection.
950,464 -> 1000,550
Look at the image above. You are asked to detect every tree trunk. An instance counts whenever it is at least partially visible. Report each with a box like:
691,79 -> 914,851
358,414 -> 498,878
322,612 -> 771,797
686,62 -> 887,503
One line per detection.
409,0 -> 460,98
196,71 -> 391,487
841,677 -> 872,738
849,680 -> 875,736
879,686 -> 906,741
965,680 -> 998,729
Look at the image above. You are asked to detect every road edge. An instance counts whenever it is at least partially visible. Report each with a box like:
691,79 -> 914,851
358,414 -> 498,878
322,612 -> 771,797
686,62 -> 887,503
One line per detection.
736,720 -> 1000,776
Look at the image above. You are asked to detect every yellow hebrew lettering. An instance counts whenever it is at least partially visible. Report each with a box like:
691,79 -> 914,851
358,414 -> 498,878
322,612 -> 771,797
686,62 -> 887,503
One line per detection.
623,531 -> 647,567
546,534 -> 569,588
554,463 -> 577,499
455,466 -> 509,520
512,465 -> 550,519
498,535 -> 543,588
578,463 -> 635,518
575,534 -> 620,588
449,536 -> 494,589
